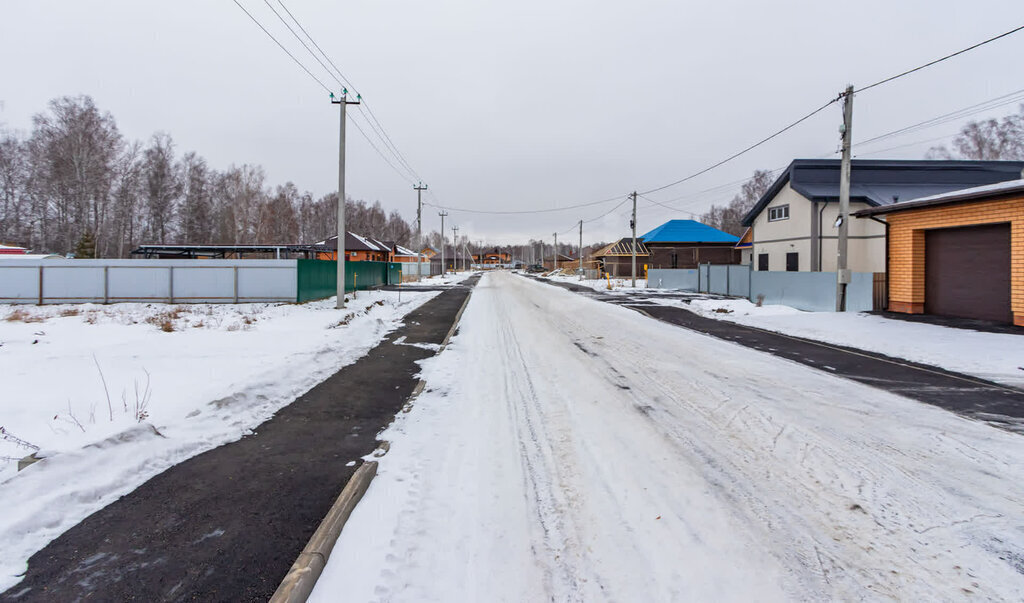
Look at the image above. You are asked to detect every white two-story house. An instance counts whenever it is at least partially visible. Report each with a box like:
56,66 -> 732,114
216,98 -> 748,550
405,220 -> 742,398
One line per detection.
741,159 -> 1024,273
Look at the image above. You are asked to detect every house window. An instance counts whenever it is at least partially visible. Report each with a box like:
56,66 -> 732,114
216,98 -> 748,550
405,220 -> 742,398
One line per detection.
758,253 -> 769,271
786,252 -> 799,272
670,252 -> 678,269
768,205 -> 790,222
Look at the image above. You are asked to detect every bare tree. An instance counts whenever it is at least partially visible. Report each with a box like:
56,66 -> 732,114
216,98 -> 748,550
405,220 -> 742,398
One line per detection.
0,128 -> 29,245
26,96 -> 122,254
699,168 -> 774,235
178,152 -> 213,244
927,105 -> 1024,160
143,133 -> 180,244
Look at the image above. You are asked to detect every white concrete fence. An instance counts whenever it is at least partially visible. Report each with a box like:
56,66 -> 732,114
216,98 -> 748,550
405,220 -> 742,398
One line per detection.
0,259 -> 297,304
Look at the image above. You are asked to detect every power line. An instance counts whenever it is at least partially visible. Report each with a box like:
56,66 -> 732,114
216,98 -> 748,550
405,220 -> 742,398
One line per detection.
268,0 -> 422,184
854,24 -> 1024,94
638,98 -> 839,195
231,0 -> 332,93
425,192 -> 626,215
854,87 -> 1024,148
261,0 -> 343,88
275,0 -> 424,182
348,116 -> 417,185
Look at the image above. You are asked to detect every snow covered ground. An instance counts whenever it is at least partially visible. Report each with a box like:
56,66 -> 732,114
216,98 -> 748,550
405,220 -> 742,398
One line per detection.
529,269 -> 647,293
0,290 -> 439,591
649,296 -> 1024,388
313,271 -> 1024,601
399,271 -> 477,287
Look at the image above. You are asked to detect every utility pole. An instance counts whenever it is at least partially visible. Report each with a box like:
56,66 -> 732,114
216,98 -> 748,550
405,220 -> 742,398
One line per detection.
439,210 -> 448,275
553,232 -> 558,271
835,85 -> 854,312
414,182 -> 427,281
630,191 -> 638,288
451,225 -> 459,272
331,90 -> 360,309
578,220 -> 583,281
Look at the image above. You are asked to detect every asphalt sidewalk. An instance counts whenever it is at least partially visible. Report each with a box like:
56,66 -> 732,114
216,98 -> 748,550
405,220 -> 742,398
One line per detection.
2,277 -> 476,603
530,275 -> 1024,426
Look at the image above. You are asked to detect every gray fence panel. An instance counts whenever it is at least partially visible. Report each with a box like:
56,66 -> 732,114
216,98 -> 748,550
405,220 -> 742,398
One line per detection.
43,266 -> 106,303
0,259 -> 297,304
646,269 -> 699,290
750,270 -> 837,312
108,266 -> 171,302
847,272 -> 874,313
708,265 -> 730,295
728,265 -> 751,298
401,262 -> 432,277
0,266 -> 40,301
172,267 -> 235,302
237,266 -> 296,302
749,270 -> 875,312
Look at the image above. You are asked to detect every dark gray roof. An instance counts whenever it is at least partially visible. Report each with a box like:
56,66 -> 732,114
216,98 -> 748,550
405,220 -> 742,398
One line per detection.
741,159 -> 1024,226
855,178 -> 1024,216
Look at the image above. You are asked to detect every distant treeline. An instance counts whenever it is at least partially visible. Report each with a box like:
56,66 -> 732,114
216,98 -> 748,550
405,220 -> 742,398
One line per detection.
0,95 -> 424,257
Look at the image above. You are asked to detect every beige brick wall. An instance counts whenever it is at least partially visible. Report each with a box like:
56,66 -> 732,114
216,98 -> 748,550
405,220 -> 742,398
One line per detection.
885,194 -> 1023,324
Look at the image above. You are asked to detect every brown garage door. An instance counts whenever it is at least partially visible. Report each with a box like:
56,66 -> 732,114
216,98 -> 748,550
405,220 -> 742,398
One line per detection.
925,223 -> 1011,323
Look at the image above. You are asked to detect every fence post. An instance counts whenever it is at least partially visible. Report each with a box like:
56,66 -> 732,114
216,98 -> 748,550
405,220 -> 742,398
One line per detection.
726,265 -> 730,296
748,263 -> 753,303
103,266 -> 109,304
233,266 -> 239,303
38,265 -> 43,305
168,266 -> 174,304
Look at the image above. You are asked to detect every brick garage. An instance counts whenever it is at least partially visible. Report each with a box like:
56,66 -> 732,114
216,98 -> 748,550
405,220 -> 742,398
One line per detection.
856,180 -> 1024,326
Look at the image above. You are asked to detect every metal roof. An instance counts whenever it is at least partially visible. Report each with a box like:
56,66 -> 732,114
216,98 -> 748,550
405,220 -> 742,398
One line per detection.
855,178 -> 1024,216
639,220 -> 739,244
742,159 -> 1024,226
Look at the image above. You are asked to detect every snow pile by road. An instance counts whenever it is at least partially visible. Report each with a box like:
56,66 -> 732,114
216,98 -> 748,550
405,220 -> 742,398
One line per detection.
313,272 -> 1024,601
666,296 -> 1024,387
0,290 -> 439,591
399,271 -> 477,287
536,270 -> 647,293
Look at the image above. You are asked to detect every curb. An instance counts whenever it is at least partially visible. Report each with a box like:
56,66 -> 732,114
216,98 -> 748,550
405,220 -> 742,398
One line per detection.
270,461 -> 378,603
270,283 -> 474,602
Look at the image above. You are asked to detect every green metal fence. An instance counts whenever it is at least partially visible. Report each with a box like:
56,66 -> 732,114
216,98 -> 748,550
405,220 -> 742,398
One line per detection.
296,260 -> 402,303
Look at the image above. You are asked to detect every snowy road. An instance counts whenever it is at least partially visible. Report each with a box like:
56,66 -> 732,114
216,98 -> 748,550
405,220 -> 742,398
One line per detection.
313,271 -> 1024,601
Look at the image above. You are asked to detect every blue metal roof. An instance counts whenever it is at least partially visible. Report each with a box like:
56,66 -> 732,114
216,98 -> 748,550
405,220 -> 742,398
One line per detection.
639,220 -> 739,244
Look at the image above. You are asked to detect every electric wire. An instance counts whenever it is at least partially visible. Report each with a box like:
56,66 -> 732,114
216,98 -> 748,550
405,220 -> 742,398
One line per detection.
268,0 -> 423,183
638,98 -> 839,196
424,193 -> 627,215
275,0 -> 424,182
230,0 -> 332,93
854,25 -> 1024,94
855,87 -> 1024,148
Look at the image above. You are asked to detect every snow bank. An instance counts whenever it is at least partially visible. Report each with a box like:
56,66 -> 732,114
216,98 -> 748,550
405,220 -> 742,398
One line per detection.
399,271 -> 477,287
661,296 -> 1024,387
538,271 -> 647,293
0,290 -> 438,591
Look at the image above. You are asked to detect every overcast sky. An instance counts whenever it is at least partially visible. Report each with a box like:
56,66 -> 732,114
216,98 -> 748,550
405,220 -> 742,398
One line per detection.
2,1 -> 1023,245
